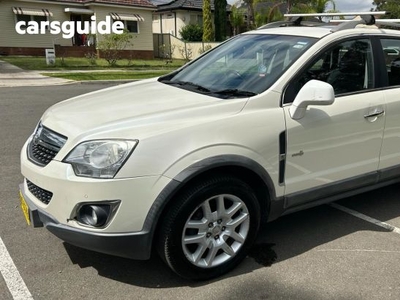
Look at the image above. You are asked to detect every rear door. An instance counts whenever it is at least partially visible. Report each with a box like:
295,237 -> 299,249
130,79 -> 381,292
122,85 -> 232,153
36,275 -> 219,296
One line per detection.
377,37 -> 400,177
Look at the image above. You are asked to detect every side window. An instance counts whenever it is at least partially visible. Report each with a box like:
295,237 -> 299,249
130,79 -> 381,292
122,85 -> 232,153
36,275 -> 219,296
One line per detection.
284,39 -> 374,103
380,38 -> 400,86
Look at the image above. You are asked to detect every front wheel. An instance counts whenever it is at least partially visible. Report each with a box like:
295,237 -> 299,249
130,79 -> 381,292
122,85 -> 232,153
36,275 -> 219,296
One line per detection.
157,175 -> 260,280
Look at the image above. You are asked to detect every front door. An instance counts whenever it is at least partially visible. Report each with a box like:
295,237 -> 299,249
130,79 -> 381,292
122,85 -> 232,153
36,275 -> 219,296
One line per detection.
282,38 -> 386,207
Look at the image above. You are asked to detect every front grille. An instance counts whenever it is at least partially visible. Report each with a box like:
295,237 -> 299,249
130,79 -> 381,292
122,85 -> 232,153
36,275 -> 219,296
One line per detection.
30,143 -> 59,165
27,123 -> 67,167
27,180 -> 53,205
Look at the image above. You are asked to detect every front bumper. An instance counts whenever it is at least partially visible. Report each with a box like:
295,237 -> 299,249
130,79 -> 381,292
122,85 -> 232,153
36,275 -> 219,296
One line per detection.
19,183 -> 152,260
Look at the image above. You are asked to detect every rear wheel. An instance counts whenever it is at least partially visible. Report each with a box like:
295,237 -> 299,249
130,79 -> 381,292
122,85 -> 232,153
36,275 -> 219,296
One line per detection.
157,175 -> 260,280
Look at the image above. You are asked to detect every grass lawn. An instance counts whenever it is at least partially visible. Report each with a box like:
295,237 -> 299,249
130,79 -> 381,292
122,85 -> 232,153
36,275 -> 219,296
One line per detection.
1,56 -> 185,71
44,70 -> 172,81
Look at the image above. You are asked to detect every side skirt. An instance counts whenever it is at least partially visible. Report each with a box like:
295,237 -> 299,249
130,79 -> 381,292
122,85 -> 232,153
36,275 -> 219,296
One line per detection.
279,165 -> 400,217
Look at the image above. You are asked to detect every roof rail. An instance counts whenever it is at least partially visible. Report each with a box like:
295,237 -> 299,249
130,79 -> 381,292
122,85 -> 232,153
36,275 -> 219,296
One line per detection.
258,11 -> 392,32
284,12 -> 387,18
257,17 -> 323,30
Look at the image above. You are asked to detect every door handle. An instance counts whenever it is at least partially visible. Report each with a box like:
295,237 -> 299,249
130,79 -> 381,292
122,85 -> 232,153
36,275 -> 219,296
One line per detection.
364,109 -> 384,119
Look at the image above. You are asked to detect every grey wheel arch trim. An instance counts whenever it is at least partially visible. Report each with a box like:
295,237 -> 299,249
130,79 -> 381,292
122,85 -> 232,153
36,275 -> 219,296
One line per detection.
142,155 -> 284,250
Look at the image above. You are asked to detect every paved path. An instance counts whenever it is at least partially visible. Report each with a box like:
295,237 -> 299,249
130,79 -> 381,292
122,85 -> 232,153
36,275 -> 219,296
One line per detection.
0,60 -> 72,87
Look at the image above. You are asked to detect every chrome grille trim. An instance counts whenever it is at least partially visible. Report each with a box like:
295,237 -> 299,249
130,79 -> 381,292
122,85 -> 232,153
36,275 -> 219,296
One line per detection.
27,123 -> 67,166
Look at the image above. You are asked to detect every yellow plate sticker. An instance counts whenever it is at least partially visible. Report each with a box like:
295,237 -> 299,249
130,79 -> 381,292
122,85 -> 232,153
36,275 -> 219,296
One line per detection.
19,191 -> 31,226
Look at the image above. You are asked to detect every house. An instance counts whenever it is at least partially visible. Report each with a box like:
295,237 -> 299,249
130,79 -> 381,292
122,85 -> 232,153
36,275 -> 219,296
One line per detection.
152,0 -> 217,39
0,0 -> 156,58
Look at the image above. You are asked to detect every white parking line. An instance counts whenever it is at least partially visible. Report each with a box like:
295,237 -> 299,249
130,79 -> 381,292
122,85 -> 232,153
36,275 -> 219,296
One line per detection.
330,203 -> 400,234
0,237 -> 33,300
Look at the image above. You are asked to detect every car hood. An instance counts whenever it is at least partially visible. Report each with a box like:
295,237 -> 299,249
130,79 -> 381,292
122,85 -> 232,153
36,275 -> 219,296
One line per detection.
41,78 -> 247,142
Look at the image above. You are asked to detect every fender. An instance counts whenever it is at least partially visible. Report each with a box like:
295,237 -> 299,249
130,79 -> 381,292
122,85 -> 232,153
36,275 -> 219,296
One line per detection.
141,155 -> 285,246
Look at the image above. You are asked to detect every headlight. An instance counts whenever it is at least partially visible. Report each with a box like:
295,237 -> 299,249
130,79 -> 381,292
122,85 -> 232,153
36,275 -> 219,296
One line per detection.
63,140 -> 138,179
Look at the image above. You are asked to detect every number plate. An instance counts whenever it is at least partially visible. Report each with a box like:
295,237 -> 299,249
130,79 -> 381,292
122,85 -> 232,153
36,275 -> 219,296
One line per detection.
19,191 -> 31,225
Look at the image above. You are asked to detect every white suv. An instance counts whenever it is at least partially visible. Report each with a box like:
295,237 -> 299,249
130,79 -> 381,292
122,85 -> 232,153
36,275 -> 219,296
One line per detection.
19,14 -> 400,280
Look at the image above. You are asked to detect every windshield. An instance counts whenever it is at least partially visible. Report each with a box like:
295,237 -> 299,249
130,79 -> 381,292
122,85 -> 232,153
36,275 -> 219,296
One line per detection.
159,34 -> 316,98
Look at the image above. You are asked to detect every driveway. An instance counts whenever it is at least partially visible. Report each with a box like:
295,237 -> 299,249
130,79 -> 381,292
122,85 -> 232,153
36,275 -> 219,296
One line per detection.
0,60 -> 71,87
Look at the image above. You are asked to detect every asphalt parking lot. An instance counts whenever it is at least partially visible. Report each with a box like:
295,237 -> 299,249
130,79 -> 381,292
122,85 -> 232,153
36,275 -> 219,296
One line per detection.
1,83 -> 400,300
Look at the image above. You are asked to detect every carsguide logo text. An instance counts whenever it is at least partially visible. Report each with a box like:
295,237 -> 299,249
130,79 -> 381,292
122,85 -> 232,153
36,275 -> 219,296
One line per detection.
15,16 -> 124,39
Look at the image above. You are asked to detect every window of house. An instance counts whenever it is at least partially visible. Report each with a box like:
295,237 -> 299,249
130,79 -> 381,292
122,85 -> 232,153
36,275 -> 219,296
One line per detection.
190,14 -> 197,24
125,20 -> 138,33
33,15 -> 47,23
16,15 -> 49,30
16,15 -> 31,29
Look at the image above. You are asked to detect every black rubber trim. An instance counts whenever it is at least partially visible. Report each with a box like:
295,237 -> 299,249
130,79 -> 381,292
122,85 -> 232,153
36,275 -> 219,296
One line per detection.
285,172 -> 378,208
19,184 -> 152,260
278,131 -> 286,185
283,165 -> 400,215
371,36 -> 389,88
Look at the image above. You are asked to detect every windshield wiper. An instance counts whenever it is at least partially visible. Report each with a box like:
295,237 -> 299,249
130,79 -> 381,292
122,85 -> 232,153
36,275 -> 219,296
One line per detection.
160,80 -> 210,92
210,89 -> 257,98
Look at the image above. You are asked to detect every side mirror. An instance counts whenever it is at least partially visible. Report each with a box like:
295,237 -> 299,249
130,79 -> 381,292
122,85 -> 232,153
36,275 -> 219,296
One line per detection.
289,80 -> 335,120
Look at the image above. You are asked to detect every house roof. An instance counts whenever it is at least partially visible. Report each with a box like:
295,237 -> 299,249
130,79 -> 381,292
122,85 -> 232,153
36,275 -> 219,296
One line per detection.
155,0 -> 215,12
38,0 -> 156,9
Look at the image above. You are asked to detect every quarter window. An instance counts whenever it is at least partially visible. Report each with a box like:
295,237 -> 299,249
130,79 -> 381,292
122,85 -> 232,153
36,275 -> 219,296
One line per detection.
380,38 -> 400,86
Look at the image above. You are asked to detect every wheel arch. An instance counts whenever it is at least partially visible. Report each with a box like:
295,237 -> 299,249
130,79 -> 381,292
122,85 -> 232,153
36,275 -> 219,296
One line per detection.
143,155 -> 281,253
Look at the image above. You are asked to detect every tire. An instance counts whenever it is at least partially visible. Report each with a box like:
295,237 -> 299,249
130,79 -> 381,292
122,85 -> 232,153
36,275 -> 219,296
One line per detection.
157,175 -> 260,280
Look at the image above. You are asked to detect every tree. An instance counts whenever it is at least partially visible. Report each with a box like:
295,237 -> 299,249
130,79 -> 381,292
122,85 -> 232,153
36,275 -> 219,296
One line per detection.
179,24 -> 203,41
214,0 -> 228,41
97,30 -> 133,66
230,5 -> 245,35
243,0 -> 256,30
311,0 -> 336,13
267,2 -> 285,21
203,0 -> 213,42
290,0 -> 337,19
254,3 -> 284,27
374,0 -> 400,19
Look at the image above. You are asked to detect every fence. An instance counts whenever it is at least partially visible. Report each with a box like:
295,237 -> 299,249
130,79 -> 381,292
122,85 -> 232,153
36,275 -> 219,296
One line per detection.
153,33 -> 220,61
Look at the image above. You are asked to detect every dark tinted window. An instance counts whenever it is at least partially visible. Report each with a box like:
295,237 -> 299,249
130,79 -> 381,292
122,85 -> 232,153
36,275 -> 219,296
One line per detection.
380,38 -> 400,86
284,39 -> 374,103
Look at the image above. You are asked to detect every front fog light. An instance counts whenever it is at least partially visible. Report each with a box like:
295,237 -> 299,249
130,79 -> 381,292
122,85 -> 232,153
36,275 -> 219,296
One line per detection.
78,205 -> 110,227
75,201 -> 120,228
